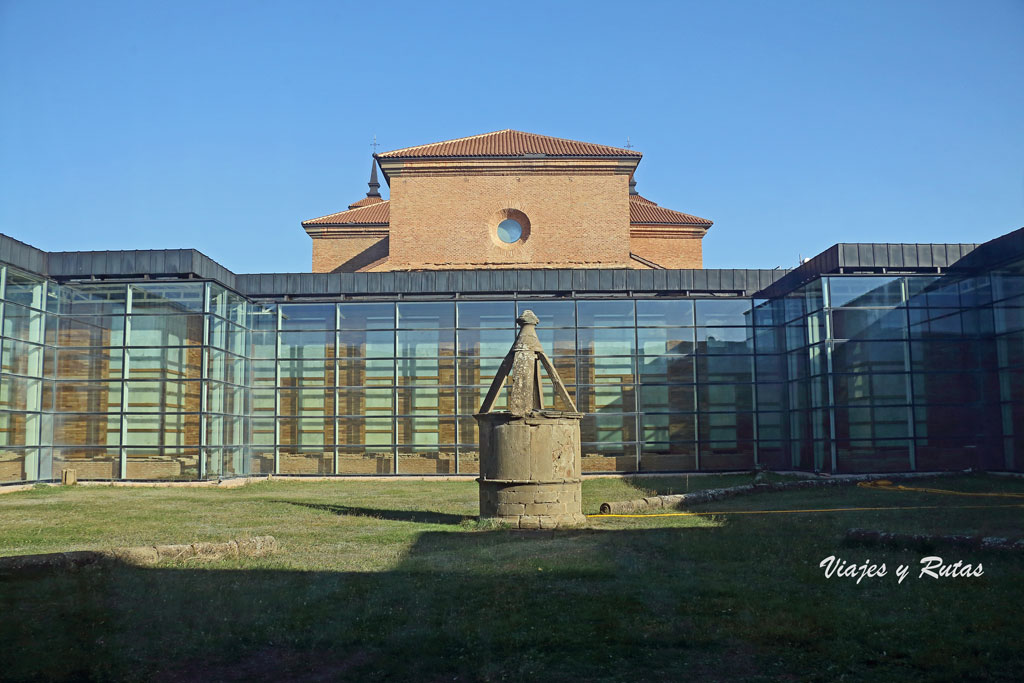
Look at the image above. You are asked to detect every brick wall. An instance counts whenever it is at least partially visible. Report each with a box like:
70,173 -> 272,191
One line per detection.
629,235 -> 704,269
312,236 -> 388,273
387,173 -> 632,269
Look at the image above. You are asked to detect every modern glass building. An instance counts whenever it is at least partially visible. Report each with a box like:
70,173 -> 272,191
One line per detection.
1,228 -> 1021,484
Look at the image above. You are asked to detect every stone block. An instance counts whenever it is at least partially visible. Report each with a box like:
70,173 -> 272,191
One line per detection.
518,516 -> 541,529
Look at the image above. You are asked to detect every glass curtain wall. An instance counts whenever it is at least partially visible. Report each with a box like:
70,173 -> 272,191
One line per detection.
0,267 -> 52,482
1,269 -> 1018,483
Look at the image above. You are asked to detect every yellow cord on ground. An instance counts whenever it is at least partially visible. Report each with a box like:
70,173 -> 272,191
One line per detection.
857,480 -> 1024,498
586,503 -> 1024,518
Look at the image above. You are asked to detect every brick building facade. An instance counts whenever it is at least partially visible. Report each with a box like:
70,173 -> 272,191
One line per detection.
303,130 -> 713,273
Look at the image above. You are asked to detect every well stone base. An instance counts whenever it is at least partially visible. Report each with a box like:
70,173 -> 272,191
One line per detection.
479,480 -> 586,529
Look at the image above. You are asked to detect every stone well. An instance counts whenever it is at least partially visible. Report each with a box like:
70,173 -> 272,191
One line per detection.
474,311 -> 586,529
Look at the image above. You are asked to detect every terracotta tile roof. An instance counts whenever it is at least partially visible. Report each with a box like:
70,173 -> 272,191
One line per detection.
377,129 -> 642,159
303,200 -> 390,226
348,196 -> 385,210
630,194 -> 712,227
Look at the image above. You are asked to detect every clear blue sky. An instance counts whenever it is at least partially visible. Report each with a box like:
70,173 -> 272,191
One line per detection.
1,0 -> 1021,273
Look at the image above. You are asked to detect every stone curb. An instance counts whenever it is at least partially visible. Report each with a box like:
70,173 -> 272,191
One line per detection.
597,472 -> 963,514
0,536 -> 277,573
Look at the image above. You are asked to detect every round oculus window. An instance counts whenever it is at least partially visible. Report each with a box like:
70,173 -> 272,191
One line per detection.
496,219 -> 523,244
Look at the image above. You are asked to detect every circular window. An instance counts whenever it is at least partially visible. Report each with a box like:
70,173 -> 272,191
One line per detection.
497,219 -> 523,243
489,208 -> 531,247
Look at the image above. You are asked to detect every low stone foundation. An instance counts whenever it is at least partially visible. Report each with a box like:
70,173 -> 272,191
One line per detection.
479,480 -> 587,529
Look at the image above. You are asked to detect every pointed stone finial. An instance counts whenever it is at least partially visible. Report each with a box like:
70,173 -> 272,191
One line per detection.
367,158 -> 381,198
517,310 -> 539,327
629,174 -> 638,196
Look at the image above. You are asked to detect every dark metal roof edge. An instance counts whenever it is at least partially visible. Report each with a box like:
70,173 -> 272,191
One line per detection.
0,233 -> 49,276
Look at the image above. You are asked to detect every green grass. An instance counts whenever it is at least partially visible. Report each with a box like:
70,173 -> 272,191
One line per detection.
1,473 -> 1023,681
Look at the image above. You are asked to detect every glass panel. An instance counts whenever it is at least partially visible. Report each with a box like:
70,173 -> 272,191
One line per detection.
397,302 -> 454,329
336,358 -> 393,387
53,413 -> 120,446
695,299 -> 752,326
124,413 -> 201,446
279,304 -> 336,330
48,381 -> 120,413
397,446 -> 457,475
576,384 -> 636,412
397,329 -> 455,357
641,413 -> 696,443
831,308 -> 907,340
129,283 -> 205,314
278,360 -> 333,387
338,330 -> 394,358
207,382 -> 247,415
640,443 -> 696,471
457,328 -> 515,357
637,355 -> 694,384
578,356 -> 635,384
339,302 -> 395,330
126,348 -> 202,380
337,446 -> 394,474
581,414 -> 636,443
277,418 -> 335,447
209,318 -> 247,355
338,388 -> 393,417
828,277 -> 904,308
636,299 -> 694,327
251,418 -> 275,446
577,328 -> 634,356
638,384 -> 695,413
52,447 -> 119,480
697,355 -> 754,383
251,389 -> 275,416
3,339 -> 46,377
636,328 -> 694,355
698,383 -> 754,411
533,327 -> 576,356
278,447 -> 334,475
696,327 -> 754,354
3,270 -> 46,309
206,415 -> 246,446
60,283 -> 127,316
396,358 -> 456,387
57,315 -> 124,347
458,301 -> 515,328
396,387 -> 456,415
210,285 -> 248,325
250,304 -> 277,332
832,340 -> 907,374
124,447 -> 200,480
133,385 -> 180,425
56,348 -> 123,381
3,303 -> 45,343
280,330 -> 336,359
338,417 -> 393,446
518,300 -> 575,328
250,331 -> 276,359
251,360 -> 276,388
397,417 -> 457,445
127,314 -> 204,347
277,387 -> 332,416
207,350 -> 247,386
577,299 -> 634,327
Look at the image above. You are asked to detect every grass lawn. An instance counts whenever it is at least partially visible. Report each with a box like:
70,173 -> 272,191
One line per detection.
1,473 -> 1023,681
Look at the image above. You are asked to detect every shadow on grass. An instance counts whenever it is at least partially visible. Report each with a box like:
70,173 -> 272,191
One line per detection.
3,522 -> 1023,682
276,500 -> 473,525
